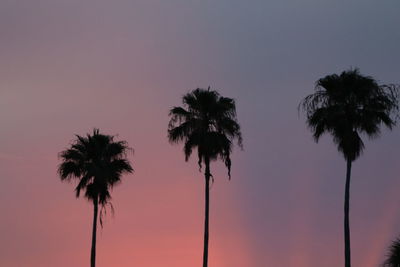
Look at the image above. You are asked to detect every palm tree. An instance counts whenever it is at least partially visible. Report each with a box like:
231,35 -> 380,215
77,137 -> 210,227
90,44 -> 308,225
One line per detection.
58,129 -> 133,267
383,238 -> 400,267
168,88 -> 242,267
300,69 -> 398,267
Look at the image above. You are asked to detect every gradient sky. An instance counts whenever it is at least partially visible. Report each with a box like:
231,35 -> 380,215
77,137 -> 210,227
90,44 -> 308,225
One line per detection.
1,0 -> 400,266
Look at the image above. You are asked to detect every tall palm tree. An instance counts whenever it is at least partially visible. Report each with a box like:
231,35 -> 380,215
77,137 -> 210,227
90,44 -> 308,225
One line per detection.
168,88 -> 242,267
58,129 -> 133,267
383,238 -> 400,267
300,69 -> 398,267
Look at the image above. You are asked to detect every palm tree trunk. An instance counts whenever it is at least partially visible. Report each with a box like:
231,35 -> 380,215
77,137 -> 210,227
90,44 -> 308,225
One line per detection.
344,159 -> 352,267
91,197 -> 99,267
203,156 -> 211,267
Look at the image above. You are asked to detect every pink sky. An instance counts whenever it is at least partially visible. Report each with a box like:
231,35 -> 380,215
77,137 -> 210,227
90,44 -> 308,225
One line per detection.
1,1 -> 400,266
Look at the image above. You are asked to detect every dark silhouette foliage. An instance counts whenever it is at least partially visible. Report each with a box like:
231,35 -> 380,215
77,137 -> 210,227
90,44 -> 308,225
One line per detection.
300,69 -> 398,161
168,87 -> 243,176
383,238 -> 400,267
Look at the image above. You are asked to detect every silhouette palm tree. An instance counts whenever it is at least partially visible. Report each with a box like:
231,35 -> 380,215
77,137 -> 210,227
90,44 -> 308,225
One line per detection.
168,88 -> 242,267
383,238 -> 400,267
300,69 -> 398,267
58,129 -> 133,267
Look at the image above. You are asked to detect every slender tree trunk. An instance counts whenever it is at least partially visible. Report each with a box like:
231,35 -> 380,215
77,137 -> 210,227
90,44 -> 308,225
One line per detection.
91,197 -> 99,267
344,160 -> 352,267
203,156 -> 211,267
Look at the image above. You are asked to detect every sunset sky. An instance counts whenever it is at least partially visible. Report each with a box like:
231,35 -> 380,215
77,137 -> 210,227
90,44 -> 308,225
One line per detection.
1,1 -> 400,266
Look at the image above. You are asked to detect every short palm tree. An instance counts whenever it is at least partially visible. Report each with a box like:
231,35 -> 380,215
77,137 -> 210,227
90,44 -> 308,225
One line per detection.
168,88 -> 242,267
300,69 -> 398,267
383,238 -> 400,267
58,129 -> 133,267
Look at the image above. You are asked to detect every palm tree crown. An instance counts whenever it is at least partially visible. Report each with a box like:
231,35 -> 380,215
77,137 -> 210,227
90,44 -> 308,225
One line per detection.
58,129 -> 133,217
383,238 -> 400,267
168,87 -> 243,177
300,69 -> 398,161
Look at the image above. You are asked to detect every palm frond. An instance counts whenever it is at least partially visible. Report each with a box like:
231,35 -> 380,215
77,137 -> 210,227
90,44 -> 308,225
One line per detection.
168,120 -> 199,143
383,238 -> 400,267
58,161 -> 82,180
